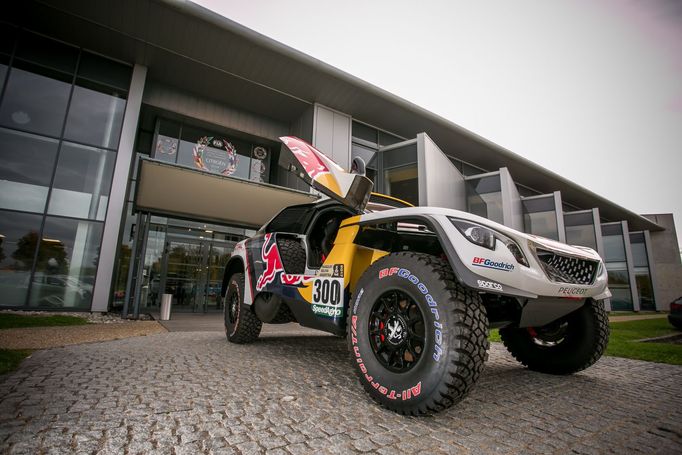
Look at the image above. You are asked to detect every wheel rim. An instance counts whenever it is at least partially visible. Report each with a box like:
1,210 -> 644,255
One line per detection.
528,321 -> 568,346
228,290 -> 239,324
368,290 -> 426,373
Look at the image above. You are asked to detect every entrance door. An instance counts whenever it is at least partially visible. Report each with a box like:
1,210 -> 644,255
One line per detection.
158,226 -> 239,313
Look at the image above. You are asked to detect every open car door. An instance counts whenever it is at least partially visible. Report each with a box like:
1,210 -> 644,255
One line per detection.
280,136 -> 373,212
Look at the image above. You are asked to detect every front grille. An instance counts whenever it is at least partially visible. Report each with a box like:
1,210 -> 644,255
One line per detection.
536,249 -> 598,285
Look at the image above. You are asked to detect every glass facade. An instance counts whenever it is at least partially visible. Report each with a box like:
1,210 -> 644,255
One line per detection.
0,28 -> 131,309
630,232 -> 655,310
466,174 -> 503,224
564,211 -> 598,250
522,196 -> 559,241
602,223 -> 633,311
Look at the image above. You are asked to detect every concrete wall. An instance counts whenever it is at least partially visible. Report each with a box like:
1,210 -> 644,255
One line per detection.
312,104 -> 351,169
417,133 -> 466,210
643,214 -> 682,310
142,81 -> 288,141
290,105 -> 314,143
500,168 -> 523,231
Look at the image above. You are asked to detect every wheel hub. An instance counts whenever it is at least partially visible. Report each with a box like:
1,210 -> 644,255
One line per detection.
368,290 -> 426,373
385,315 -> 408,345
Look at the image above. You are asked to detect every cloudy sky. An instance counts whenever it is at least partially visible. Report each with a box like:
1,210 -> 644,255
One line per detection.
195,0 -> 682,247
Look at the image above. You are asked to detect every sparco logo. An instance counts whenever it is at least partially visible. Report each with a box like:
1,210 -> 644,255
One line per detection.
472,257 -> 514,272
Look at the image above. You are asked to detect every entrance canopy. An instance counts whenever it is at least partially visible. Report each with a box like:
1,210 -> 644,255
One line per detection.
135,158 -> 318,228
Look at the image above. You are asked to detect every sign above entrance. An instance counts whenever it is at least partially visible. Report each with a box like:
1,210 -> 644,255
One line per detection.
193,136 -> 239,176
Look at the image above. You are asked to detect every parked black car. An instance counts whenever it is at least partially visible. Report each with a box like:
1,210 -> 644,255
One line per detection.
669,296 -> 682,330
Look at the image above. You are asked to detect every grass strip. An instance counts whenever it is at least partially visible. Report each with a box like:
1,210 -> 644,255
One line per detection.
0,314 -> 87,329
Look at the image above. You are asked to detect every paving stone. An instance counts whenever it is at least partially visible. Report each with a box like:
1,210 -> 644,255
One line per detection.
0,332 -> 680,454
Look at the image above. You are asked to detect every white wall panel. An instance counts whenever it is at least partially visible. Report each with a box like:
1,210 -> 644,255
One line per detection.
417,133 -> 466,209
313,104 -> 351,170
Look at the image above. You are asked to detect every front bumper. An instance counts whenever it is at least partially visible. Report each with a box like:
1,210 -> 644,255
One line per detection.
431,214 -> 611,301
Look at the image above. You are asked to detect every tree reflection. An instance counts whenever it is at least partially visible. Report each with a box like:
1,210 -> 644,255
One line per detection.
11,231 -> 68,273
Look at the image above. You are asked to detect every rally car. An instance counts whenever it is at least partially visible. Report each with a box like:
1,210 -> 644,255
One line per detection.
221,136 -> 611,415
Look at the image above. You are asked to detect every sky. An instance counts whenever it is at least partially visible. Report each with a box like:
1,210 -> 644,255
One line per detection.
195,0 -> 682,248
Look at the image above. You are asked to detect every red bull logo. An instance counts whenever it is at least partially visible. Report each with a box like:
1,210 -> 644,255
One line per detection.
256,234 -> 284,291
256,234 -> 313,290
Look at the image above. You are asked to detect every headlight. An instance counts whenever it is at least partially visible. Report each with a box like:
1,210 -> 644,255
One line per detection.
450,218 -> 529,267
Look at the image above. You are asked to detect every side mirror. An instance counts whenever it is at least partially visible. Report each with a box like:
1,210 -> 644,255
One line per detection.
351,157 -> 366,176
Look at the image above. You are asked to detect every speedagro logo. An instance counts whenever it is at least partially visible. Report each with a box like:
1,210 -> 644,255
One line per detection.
472,257 -> 514,272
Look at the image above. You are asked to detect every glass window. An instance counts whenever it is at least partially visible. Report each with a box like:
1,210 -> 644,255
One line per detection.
524,211 -> 559,240
47,142 -> 116,220
248,145 -> 271,183
0,26 -> 17,56
523,197 -> 558,240
29,217 -> 102,309
0,62 -> 72,136
629,233 -> 649,268
154,120 -> 180,163
63,79 -> 126,148
522,196 -> 555,213
14,32 -> 78,74
352,142 -> 376,166
603,234 -> 626,262
461,162 -> 486,177
565,224 -> 597,250
565,212 -> 594,227
0,128 -> 59,213
0,210 -> 44,307
0,55 -> 8,91
607,268 -> 630,286
352,121 -> 377,145
378,131 -> 402,147
383,143 -> 417,168
77,51 -> 131,91
466,175 -> 503,224
610,287 -> 633,311
635,271 -> 655,310
384,165 -> 418,206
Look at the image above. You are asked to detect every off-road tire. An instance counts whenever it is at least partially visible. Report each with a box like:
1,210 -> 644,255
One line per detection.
224,273 -> 262,343
500,299 -> 609,375
277,238 -> 306,274
348,252 -> 489,415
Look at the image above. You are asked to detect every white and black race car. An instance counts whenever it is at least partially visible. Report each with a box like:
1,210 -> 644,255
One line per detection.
221,136 -> 611,415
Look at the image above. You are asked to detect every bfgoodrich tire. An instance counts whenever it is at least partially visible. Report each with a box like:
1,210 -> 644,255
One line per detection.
224,273 -> 262,343
500,299 -> 609,375
348,252 -> 489,415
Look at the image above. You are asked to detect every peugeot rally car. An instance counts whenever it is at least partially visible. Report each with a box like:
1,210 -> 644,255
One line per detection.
221,136 -> 611,415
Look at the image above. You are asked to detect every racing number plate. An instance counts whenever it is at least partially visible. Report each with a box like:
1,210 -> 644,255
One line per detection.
311,277 -> 343,318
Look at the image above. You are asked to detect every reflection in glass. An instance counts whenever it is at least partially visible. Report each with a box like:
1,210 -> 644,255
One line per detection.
384,165 -> 418,206
524,211 -> 559,240
467,176 -> 503,224
29,217 -> 102,309
64,80 -> 126,148
14,32 -> 78,74
48,142 -> 115,220
0,128 -> 59,213
0,63 -> 72,136
565,225 -> 597,249
564,212 -> 597,249
154,120 -> 180,163
635,272 -> 655,310
0,211 -> 44,307
602,234 -> 626,262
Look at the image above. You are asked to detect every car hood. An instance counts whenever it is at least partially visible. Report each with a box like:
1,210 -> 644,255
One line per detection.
279,136 -> 373,212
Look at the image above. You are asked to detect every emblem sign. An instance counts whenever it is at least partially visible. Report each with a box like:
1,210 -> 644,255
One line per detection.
193,136 -> 239,175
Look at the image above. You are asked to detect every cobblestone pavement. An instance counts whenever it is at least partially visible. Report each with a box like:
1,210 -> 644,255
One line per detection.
1,330 -> 681,454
